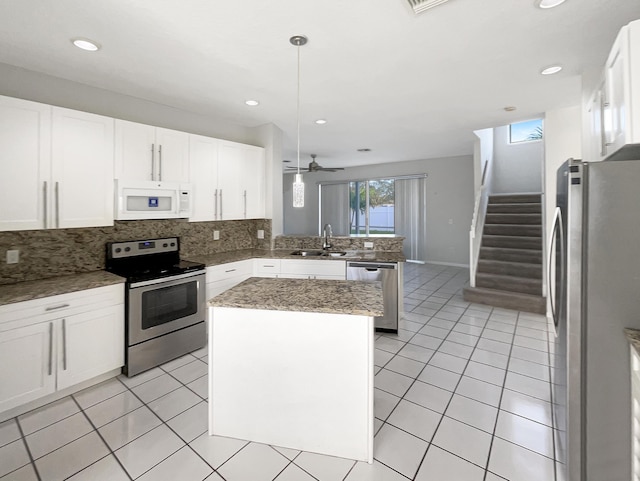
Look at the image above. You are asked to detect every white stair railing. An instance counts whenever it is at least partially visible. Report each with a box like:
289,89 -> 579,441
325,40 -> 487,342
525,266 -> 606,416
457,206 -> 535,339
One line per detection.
469,161 -> 490,287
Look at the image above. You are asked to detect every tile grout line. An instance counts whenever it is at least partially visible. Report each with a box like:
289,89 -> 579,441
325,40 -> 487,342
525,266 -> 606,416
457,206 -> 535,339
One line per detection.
14,415 -> 42,481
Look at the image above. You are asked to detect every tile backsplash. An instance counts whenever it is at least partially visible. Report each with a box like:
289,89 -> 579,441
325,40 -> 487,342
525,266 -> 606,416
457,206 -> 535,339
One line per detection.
273,235 -> 404,252
0,219 -> 271,285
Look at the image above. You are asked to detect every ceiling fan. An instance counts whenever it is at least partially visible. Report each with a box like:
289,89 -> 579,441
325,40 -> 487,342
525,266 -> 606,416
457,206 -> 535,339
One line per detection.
285,154 -> 345,173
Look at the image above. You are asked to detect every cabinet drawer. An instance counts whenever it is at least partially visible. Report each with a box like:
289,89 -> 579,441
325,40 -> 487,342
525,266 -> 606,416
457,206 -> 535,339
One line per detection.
0,284 -> 124,332
256,259 -> 281,276
206,260 -> 254,281
280,259 -> 346,278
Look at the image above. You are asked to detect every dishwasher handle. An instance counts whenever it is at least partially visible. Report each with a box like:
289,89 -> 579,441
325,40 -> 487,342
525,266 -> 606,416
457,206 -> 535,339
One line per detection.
347,262 -> 397,270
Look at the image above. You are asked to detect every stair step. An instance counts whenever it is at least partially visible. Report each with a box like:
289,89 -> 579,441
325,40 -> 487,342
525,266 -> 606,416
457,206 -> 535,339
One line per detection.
487,203 -> 541,214
483,224 -> 542,237
476,273 -> 542,295
477,259 -> 542,278
485,213 -> 542,225
482,235 -> 542,250
463,287 -> 546,315
488,194 -> 542,204
480,247 -> 543,264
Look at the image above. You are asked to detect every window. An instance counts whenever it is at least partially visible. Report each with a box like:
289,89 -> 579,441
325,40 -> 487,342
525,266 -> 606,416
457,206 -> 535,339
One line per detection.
509,119 -> 543,144
349,179 -> 395,235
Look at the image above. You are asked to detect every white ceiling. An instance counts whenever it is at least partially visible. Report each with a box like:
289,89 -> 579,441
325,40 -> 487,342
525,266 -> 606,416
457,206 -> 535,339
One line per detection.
0,0 -> 639,169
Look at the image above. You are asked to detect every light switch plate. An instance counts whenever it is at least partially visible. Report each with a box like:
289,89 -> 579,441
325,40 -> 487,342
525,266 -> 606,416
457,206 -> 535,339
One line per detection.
257,230 -> 265,239
6,250 -> 19,264
213,231 -> 220,240
364,241 -> 374,249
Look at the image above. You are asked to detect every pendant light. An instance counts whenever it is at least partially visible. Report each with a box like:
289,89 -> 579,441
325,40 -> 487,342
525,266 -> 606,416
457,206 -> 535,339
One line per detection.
291,35 -> 307,208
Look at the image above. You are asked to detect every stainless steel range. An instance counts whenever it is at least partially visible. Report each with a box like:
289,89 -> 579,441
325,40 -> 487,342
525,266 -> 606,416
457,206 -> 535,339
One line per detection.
106,237 -> 206,377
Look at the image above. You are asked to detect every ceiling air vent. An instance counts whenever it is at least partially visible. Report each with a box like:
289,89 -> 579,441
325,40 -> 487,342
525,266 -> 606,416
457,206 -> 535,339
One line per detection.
406,0 -> 451,14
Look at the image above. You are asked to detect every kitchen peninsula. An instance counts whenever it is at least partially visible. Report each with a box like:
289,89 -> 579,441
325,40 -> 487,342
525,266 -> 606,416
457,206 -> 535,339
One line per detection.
207,277 -> 384,463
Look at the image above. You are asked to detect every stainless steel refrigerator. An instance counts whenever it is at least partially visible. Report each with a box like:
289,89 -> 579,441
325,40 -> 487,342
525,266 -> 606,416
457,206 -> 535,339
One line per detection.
550,158 -> 640,481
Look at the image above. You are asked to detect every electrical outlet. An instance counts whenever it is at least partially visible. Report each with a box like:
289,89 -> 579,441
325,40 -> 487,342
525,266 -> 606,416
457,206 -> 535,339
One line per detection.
448,218 -> 454,225
364,241 -> 374,249
257,230 -> 265,239
213,230 -> 220,240
6,249 -> 19,264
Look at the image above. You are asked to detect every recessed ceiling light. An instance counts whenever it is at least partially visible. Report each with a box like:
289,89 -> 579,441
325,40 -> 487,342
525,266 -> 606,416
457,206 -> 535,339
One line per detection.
245,100 -> 259,106
540,65 -> 563,75
504,106 -> 517,112
357,148 -> 371,152
315,119 -> 327,125
72,38 -> 100,51
535,0 -> 566,9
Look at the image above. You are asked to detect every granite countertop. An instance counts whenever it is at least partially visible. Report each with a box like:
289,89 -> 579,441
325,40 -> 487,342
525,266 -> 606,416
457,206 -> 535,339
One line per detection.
188,248 -> 406,267
625,328 -> 640,355
0,271 -> 126,307
209,277 -> 384,317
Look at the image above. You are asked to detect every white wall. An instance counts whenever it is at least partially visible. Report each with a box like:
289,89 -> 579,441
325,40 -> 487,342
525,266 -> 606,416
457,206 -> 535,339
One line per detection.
492,124 -> 543,194
473,128 -> 494,193
283,155 -> 474,266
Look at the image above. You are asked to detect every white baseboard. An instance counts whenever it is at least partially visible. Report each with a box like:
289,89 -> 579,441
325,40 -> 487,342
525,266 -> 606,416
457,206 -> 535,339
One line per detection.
424,260 -> 470,268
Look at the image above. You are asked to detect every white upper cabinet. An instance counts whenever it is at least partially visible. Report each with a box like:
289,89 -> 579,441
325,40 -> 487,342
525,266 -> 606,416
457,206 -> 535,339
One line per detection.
0,96 -> 51,231
115,120 -> 189,183
52,107 -> 115,229
189,134 -> 220,222
587,20 -> 640,161
218,141 -> 246,220
243,144 -> 266,219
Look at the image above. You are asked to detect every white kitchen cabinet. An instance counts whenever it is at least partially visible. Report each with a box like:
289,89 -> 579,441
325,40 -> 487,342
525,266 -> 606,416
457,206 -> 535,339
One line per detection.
205,260 -> 254,300
586,20 -> 640,161
0,285 -> 124,414
191,137 -> 266,221
115,119 -> 189,183
255,258 -> 346,280
255,259 -> 281,277
52,107 -> 115,229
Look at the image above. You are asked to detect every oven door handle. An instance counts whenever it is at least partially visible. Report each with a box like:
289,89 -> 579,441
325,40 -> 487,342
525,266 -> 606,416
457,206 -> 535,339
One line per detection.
129,270 -> 205,289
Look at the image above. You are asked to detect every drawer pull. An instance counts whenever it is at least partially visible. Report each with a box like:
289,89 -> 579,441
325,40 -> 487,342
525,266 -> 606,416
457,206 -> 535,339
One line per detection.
225,268 -> 237,273
45,303 -> 70,312
48,322 -> 53,376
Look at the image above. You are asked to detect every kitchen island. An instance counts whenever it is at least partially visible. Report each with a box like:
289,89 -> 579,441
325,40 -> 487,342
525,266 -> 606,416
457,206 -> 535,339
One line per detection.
207,277 -> 383,463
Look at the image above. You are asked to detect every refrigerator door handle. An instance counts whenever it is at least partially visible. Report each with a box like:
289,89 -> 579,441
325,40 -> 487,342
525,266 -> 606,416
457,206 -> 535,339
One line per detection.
547,207 -> 564,329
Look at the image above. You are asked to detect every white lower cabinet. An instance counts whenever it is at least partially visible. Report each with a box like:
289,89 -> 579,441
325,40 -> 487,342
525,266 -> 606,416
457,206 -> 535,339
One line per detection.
255,259 -> 346,280
205,260 -> 255,300
0,285 -> 124,414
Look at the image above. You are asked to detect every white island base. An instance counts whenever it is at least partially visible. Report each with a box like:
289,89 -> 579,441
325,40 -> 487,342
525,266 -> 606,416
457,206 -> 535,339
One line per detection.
208,306 -> 374,463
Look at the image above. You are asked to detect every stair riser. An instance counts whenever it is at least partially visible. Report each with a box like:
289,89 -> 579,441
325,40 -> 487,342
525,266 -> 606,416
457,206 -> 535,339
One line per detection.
482,236 -> 541,250
485,214 -> 542,225
483,225 -> 542,237
477,261 -> 542,278
463,287 -> 546,314
480,248 -> 543,264
488,194 -> 542,204
476,275 -> 542,295
487,204 -> 541,214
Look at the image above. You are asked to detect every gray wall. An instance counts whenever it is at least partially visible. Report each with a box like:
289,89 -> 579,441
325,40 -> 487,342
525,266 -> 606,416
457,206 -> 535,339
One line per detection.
492,124 -> 543,194
283,155 -> 474,266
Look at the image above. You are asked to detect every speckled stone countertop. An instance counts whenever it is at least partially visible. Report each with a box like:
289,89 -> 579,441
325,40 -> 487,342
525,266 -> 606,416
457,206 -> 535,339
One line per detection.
625,328 -> 640,355
209,277 -> 384,317
0,271 -> 126,307
189,249 -> 406,267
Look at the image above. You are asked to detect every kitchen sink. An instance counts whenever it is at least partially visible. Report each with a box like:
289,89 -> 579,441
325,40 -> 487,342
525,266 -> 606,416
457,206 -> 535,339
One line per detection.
290,250 -> 347,257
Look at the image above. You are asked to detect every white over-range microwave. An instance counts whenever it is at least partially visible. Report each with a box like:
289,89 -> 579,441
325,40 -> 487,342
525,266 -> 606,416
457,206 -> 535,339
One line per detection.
115,180 -> 192,220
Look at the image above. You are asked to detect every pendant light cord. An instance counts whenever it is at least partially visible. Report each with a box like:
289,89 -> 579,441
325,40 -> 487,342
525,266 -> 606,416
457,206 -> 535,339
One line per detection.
296,44 -> 301,175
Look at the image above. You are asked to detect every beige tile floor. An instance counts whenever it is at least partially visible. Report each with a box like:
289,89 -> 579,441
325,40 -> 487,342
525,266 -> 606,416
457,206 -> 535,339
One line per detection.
0,263 -> 558,480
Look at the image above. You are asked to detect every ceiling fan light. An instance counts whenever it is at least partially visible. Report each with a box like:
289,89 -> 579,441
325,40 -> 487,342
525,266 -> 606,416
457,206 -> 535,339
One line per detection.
535,0 -> 566,8
293,174 -> 305,208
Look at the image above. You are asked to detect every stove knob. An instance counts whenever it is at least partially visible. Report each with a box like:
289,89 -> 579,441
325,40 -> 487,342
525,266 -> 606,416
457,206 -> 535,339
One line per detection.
124,247 -> 131,252
163,243 -> 168,248
170,242 -> 176,247
115,248 -> 122,253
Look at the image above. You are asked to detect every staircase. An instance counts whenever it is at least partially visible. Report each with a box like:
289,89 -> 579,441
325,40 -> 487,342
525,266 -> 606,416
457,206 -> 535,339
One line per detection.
464,193 -> 546,314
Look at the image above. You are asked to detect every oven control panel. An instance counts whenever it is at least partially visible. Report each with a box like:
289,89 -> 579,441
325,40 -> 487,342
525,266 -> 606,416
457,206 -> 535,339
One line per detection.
108,237 -> 179,259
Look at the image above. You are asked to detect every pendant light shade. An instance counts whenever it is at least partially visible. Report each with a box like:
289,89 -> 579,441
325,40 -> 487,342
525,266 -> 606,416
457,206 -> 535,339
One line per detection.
291,35 -> 307,208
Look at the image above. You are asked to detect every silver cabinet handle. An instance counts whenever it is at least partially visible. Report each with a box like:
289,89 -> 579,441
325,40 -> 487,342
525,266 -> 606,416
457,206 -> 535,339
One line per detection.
225,268 -> 236,273
214,189 -> 218,220
151,143 -> 155,180
158,145 -> 162,181
62,318 -> 67,371
45,303 -> 70,312
55,182 -> 60,228
48,322 -> 53,376
220,190 -> 223,218
43,181 -> 48,228
244,190 -> 247,218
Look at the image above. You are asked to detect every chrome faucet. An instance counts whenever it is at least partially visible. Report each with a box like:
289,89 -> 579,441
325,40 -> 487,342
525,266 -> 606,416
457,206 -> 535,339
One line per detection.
322,223 -> 333,250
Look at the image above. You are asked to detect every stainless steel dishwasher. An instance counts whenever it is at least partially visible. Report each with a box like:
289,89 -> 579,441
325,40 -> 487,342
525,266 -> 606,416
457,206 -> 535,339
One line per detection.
346,262 -> 398,332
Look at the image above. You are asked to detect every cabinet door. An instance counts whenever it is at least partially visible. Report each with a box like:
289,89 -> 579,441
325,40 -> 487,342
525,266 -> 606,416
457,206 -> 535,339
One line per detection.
218,142 -> 245,220
189,134 -> 219,221
115,120 -> 156,181
0,322 -> 55,413
156,128 -> 190,183
243,146 -> 266,219
51,108 -> 115,228
0,96 -> 51,231
57,305 -> 124,390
